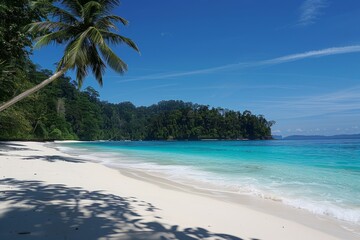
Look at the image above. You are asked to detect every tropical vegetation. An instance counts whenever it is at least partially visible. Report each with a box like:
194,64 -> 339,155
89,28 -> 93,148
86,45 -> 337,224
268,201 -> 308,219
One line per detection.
0,70 -> 274,140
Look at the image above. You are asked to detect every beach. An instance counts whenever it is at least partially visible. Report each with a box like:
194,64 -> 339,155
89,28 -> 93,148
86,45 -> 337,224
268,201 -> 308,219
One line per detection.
0,141 -> 358,240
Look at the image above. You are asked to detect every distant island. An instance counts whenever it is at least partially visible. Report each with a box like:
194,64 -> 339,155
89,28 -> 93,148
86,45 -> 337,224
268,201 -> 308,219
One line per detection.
283,134 -> 360,140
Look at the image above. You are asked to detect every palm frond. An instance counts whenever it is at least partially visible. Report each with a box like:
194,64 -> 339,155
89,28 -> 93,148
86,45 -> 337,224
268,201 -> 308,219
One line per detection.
76,64 -> 87,88
65,27 -> 93,67
49,5 -> 79,23
99,0 -> 120,11
82,1 -> 102,21
86,27 -> 127,73
56,38 -> 77,70
34,30 -> 71,49
100,30 -> 140,53
60,0 -> 83,16
88,44 -> 106,86
56,54 -> 67,71
26,21 -> 70,34
95,15 -> 129,30
87,27 -> 105,44
95,18 -> 117,31
31,0 -> 78,23
98,43 -> 127,74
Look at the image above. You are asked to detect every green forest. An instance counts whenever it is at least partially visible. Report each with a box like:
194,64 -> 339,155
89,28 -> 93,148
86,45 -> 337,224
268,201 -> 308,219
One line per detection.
0,0 -> 274,141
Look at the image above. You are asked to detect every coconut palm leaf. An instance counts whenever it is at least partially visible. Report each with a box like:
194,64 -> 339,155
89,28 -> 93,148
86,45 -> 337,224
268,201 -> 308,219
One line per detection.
100,31 -> 139,52
60,0 -> 83,16
31,0 -> 79,23
88,43 -> 106,86
82,1 -> 102,20
33,29 -> 71,48
49,5 -> 79,23
27,21 -> 70,33
95,15 -> 129,30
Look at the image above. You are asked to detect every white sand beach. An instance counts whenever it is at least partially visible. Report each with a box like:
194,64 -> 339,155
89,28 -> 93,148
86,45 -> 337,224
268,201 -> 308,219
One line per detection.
0,141 -> 358,240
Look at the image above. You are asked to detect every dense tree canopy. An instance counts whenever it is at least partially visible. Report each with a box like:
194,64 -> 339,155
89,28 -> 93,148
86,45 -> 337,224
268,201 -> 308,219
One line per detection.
0,0 -> 44,65
0,66 -> 274,141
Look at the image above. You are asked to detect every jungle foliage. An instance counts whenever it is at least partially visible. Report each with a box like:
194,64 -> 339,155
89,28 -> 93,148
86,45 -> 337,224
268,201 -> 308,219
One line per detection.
0,67 -> 274,141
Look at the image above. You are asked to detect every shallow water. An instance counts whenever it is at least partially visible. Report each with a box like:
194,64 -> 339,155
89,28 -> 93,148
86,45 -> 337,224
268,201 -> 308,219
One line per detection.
58,139 -> 360,225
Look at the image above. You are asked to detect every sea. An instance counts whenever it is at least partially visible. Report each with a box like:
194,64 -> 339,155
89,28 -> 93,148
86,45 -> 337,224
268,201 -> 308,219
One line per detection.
57,139 -> 360,226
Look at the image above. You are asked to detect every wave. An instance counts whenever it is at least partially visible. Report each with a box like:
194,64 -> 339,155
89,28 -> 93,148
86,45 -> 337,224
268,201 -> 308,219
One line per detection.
282,198 -> 360,223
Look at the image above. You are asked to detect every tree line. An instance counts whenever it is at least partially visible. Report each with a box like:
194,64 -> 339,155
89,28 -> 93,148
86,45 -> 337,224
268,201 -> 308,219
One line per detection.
1,66 -> 274,140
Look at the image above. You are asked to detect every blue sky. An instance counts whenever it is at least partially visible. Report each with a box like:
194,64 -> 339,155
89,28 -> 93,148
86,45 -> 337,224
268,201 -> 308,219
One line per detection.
31,0 -> 360,136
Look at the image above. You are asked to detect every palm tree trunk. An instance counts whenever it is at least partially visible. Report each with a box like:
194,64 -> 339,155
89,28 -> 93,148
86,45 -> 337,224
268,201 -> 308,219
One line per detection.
0,68 -> 67,112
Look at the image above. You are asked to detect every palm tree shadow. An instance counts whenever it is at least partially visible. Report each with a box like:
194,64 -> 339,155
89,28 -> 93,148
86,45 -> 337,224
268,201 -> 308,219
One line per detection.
23,155 -> 85,163
0,142 -> 33,152
0,178 -> 245,240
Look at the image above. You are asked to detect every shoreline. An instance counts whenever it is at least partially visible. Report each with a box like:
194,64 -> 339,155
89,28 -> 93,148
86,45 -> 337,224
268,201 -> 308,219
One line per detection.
0,141 -> 359,239
116,166 -> 360,237
55,140 -> 360,226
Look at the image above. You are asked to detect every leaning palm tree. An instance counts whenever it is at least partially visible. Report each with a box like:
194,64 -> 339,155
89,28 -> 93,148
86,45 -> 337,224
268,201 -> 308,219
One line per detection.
0,0 -> 139,112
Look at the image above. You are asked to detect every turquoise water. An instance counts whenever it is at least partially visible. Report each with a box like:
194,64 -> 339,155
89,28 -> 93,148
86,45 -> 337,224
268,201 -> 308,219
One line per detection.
59,139 -> 360,224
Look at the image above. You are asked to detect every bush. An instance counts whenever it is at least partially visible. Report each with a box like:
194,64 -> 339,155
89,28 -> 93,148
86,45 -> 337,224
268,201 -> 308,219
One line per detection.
49,128 -> 62,139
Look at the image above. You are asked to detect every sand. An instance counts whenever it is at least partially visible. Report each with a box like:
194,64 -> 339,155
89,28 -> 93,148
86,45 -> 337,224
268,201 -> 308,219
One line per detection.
0,141 -> 358,240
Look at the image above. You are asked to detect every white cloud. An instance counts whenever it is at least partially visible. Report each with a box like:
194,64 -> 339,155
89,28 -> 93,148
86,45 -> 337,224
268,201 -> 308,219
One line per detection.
119,45 -> 360,83
258,45 -> 360,65
253,85 -> 360,120
298,0 -> 327,26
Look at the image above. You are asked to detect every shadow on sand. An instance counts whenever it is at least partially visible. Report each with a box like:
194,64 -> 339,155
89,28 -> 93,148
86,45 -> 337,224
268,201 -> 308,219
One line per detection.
0,178 -> 245,240
0,142 -> 83,163
0,142 -> 33,152
23,155 -> 85,163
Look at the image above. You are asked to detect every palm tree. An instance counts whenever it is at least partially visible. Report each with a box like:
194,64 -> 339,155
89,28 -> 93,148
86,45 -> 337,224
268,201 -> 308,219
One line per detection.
0,0 -> 139,112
